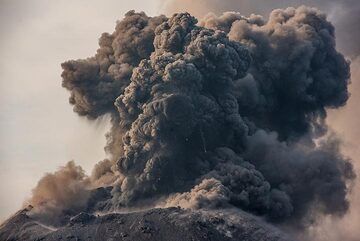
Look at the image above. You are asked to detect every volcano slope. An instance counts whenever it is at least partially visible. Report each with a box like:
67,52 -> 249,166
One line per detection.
0,206 -> 289,241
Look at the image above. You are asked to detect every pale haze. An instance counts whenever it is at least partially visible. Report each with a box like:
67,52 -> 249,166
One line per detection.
0,0 -> 161,220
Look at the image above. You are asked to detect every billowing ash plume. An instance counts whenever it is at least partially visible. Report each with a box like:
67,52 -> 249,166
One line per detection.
202,7 -> 350,140
61,11 -> 167,159
61,11 -> 166,119
26,161 -> 91,225
162,0 -> 360,58
29,6 -> 354,227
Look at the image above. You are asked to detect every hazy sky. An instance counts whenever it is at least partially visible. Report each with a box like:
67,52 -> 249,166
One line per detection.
0,0 -> 162,220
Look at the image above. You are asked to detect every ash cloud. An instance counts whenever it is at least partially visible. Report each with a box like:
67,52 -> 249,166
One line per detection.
61,11 -> 166,119
161,0 -> 360,239
161,0 -> 360,57
61,11 -> 167,160
26,161 -> 91,225
164,178 -> 231,209
28,4 -> 354,232
204,6 -> 350,140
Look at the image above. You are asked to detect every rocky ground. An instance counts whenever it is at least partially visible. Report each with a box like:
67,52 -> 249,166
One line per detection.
0,205 -> 292,241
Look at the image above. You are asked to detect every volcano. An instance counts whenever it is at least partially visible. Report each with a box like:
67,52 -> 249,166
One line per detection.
0,189 -> 289,241
0,5 -> 354,241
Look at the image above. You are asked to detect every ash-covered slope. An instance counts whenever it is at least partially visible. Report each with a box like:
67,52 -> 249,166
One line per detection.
0,206 -> 52,241
0,206 -> 290,241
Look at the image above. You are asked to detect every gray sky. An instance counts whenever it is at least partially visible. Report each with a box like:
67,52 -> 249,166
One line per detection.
0,0 -> 161,220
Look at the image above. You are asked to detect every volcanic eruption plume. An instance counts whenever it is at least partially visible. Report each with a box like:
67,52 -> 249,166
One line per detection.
26,6 -> 354,237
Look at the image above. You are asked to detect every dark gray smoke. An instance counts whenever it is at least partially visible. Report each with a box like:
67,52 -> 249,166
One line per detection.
61,11 -> 167,159
161,0 -> 360,239
162,0 -> 360,57
30,6 -> 354,228
204,6 -> 350,140
61,11 -> 166,119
